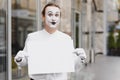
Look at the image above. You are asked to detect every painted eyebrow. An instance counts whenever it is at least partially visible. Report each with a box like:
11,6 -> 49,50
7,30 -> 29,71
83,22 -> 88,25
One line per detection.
47,11 -> 60,14
48,11 -> 52,14
56,12 -> 60,14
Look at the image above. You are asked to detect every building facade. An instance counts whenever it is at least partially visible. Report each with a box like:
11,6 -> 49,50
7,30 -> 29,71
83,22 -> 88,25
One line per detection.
0,0 -> 119,80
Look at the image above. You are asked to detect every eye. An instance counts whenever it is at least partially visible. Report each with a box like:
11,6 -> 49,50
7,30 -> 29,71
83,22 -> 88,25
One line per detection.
48,13 -> 53,17
55,14 -> 60,17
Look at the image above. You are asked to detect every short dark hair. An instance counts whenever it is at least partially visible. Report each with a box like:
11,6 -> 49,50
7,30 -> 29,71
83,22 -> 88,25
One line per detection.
42,3 -> 61,17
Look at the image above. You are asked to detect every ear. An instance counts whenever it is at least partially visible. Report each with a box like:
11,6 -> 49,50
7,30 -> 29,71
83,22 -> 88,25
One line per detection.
42,15 -> 45,21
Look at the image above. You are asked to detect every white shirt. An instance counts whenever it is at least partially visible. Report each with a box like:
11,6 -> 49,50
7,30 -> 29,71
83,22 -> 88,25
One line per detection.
20,29 -> 75,75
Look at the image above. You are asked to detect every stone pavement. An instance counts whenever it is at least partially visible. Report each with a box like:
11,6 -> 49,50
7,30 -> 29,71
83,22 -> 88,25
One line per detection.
85,55 -> 120,80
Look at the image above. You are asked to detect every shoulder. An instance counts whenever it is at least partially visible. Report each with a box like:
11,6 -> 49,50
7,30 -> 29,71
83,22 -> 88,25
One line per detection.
27,31 -> 39,38
28,29 -> 44,37
57,31 -> 72,40
27,30 -> 44,40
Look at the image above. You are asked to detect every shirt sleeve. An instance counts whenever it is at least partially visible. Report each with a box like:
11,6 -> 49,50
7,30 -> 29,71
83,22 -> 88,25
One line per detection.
14,35 -> 30,66
22,35 -> 30,57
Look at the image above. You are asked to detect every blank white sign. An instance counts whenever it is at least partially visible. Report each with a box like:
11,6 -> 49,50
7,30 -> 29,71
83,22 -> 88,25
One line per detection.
27,39 -> 75,75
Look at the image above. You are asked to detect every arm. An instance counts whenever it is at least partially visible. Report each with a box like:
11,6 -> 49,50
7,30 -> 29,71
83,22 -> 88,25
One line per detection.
14,36 -> 29,67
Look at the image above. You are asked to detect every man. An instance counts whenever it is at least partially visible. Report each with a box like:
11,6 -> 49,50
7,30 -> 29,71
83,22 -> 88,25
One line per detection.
14,3 -> 86,80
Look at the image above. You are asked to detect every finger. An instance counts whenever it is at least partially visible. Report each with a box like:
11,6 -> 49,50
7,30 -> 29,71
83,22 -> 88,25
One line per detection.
16,57 -> 23,62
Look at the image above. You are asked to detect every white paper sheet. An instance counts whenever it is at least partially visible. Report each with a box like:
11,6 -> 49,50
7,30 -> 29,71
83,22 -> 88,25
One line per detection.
27,39 -> 75,75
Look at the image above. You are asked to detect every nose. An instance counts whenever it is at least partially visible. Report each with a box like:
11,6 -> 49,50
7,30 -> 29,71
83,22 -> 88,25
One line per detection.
51,16 -> 56,21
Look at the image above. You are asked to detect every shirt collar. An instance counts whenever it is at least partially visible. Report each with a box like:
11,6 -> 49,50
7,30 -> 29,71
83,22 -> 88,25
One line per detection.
43,29 -> 58,36
42,29 -> 58,36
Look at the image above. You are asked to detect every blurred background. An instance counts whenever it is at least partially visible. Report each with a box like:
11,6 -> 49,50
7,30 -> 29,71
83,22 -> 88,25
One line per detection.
0,0 -> 120,80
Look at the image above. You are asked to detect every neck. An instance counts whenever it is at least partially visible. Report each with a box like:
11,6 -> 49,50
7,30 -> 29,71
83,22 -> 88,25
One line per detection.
44,26 -> 57,34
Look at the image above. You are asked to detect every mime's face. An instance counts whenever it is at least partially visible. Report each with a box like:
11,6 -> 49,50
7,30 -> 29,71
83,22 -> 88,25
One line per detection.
44,6 -> 60,28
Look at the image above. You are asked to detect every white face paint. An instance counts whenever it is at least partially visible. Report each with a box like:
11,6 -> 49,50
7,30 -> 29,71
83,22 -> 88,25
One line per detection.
45,6 -> 60,28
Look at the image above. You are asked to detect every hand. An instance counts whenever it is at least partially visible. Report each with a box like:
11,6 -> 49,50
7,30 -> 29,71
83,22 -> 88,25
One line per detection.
14,51 -> 28,67
14,51 -> 24,62
14,50 -> 27,66
73,48 -> 87,60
